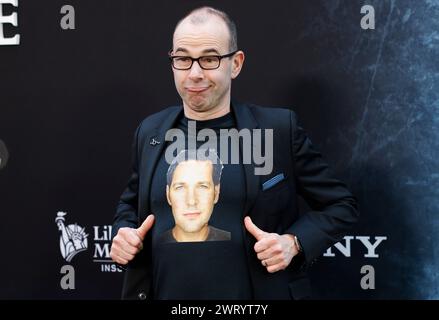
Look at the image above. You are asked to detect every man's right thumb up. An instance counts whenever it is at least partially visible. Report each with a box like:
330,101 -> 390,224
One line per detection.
136,214 -> 155,241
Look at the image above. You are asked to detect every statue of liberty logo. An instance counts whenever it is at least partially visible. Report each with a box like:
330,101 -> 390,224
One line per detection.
55,211 -> 88,262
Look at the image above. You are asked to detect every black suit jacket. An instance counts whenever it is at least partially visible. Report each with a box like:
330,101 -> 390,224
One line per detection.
112,102 -> 359,300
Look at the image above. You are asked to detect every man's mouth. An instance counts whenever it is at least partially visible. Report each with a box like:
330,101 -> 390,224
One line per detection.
186,86 -> 209,93
183,211 -> 201,219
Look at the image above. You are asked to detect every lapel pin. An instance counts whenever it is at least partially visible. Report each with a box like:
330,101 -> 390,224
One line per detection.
150,138 -> 161,146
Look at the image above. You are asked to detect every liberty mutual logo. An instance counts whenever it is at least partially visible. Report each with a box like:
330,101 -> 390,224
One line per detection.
55,211 -> 88,262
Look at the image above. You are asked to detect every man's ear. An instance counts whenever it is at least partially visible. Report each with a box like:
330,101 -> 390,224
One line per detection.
231,50 -> 245,79
214,185 -> 220,204
166,185 -> 172,206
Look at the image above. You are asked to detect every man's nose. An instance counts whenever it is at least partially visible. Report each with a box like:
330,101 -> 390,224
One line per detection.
188,60 -> 204,80
186,187 -> 198,206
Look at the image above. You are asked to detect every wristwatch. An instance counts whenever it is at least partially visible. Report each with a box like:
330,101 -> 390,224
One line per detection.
293,235 -> 303,253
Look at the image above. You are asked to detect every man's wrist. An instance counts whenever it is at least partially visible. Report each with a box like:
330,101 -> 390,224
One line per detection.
285,234 -> 303,253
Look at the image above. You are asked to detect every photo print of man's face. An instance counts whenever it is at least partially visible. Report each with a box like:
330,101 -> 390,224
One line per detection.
164,149 -> 230,242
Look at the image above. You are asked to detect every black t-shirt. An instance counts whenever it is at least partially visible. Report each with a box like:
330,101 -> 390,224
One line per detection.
149,111 -> 253,299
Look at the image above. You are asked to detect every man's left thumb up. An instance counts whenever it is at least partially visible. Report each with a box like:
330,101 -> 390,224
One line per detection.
244,216 -> 266,241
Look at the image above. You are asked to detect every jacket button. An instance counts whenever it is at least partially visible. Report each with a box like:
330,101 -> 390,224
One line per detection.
138,292 -> 147,300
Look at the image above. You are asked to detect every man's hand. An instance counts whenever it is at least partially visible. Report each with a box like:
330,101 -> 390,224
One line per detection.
244,216 -> 299,273
110,214 -> 155,265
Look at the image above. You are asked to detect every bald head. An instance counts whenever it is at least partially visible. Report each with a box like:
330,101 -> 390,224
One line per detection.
174,7 -> 238,52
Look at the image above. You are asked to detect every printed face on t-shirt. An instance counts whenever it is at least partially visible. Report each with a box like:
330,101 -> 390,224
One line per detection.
166,160 -> 220,237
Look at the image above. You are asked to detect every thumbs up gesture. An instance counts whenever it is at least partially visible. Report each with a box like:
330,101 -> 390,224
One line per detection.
110,214 -> 155,265
244,216 -> 299,273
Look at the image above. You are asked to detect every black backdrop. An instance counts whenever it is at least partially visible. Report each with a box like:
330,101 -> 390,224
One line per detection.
0,0 -> 438,299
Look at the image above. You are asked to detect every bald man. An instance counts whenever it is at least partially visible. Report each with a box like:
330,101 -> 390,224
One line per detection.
111,6 -> 358,300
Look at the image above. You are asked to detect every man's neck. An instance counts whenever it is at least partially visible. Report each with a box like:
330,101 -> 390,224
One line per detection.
172,225 -> 210,242
183,97 -> 231,120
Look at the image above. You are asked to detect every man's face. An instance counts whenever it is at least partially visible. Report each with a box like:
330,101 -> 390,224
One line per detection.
172,16 -> 243,116
167,160 -> 220,234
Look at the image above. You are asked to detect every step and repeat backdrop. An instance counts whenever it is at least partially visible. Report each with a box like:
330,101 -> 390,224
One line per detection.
0,0 -> 438,299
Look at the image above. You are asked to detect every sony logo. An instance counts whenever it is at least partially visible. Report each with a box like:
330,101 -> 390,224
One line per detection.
324,236 -> 387,258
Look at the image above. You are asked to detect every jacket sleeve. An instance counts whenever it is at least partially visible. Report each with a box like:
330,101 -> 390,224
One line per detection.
284,111 -> 359,265
112,124 -> 141,239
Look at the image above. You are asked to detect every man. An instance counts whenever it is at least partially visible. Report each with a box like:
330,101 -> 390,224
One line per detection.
110,6 -> 359,300
159,149 -> 231,243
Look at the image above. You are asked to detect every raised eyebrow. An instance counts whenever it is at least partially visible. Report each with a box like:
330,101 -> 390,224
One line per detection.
201,48 -> 220,55
174,47 -> 189,54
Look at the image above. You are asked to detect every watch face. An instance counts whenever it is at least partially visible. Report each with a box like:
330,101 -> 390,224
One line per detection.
0,139 -> 9,170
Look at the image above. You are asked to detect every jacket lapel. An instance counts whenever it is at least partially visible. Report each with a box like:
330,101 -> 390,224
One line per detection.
140,106 -> 183,221
232,102 -> 261,216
